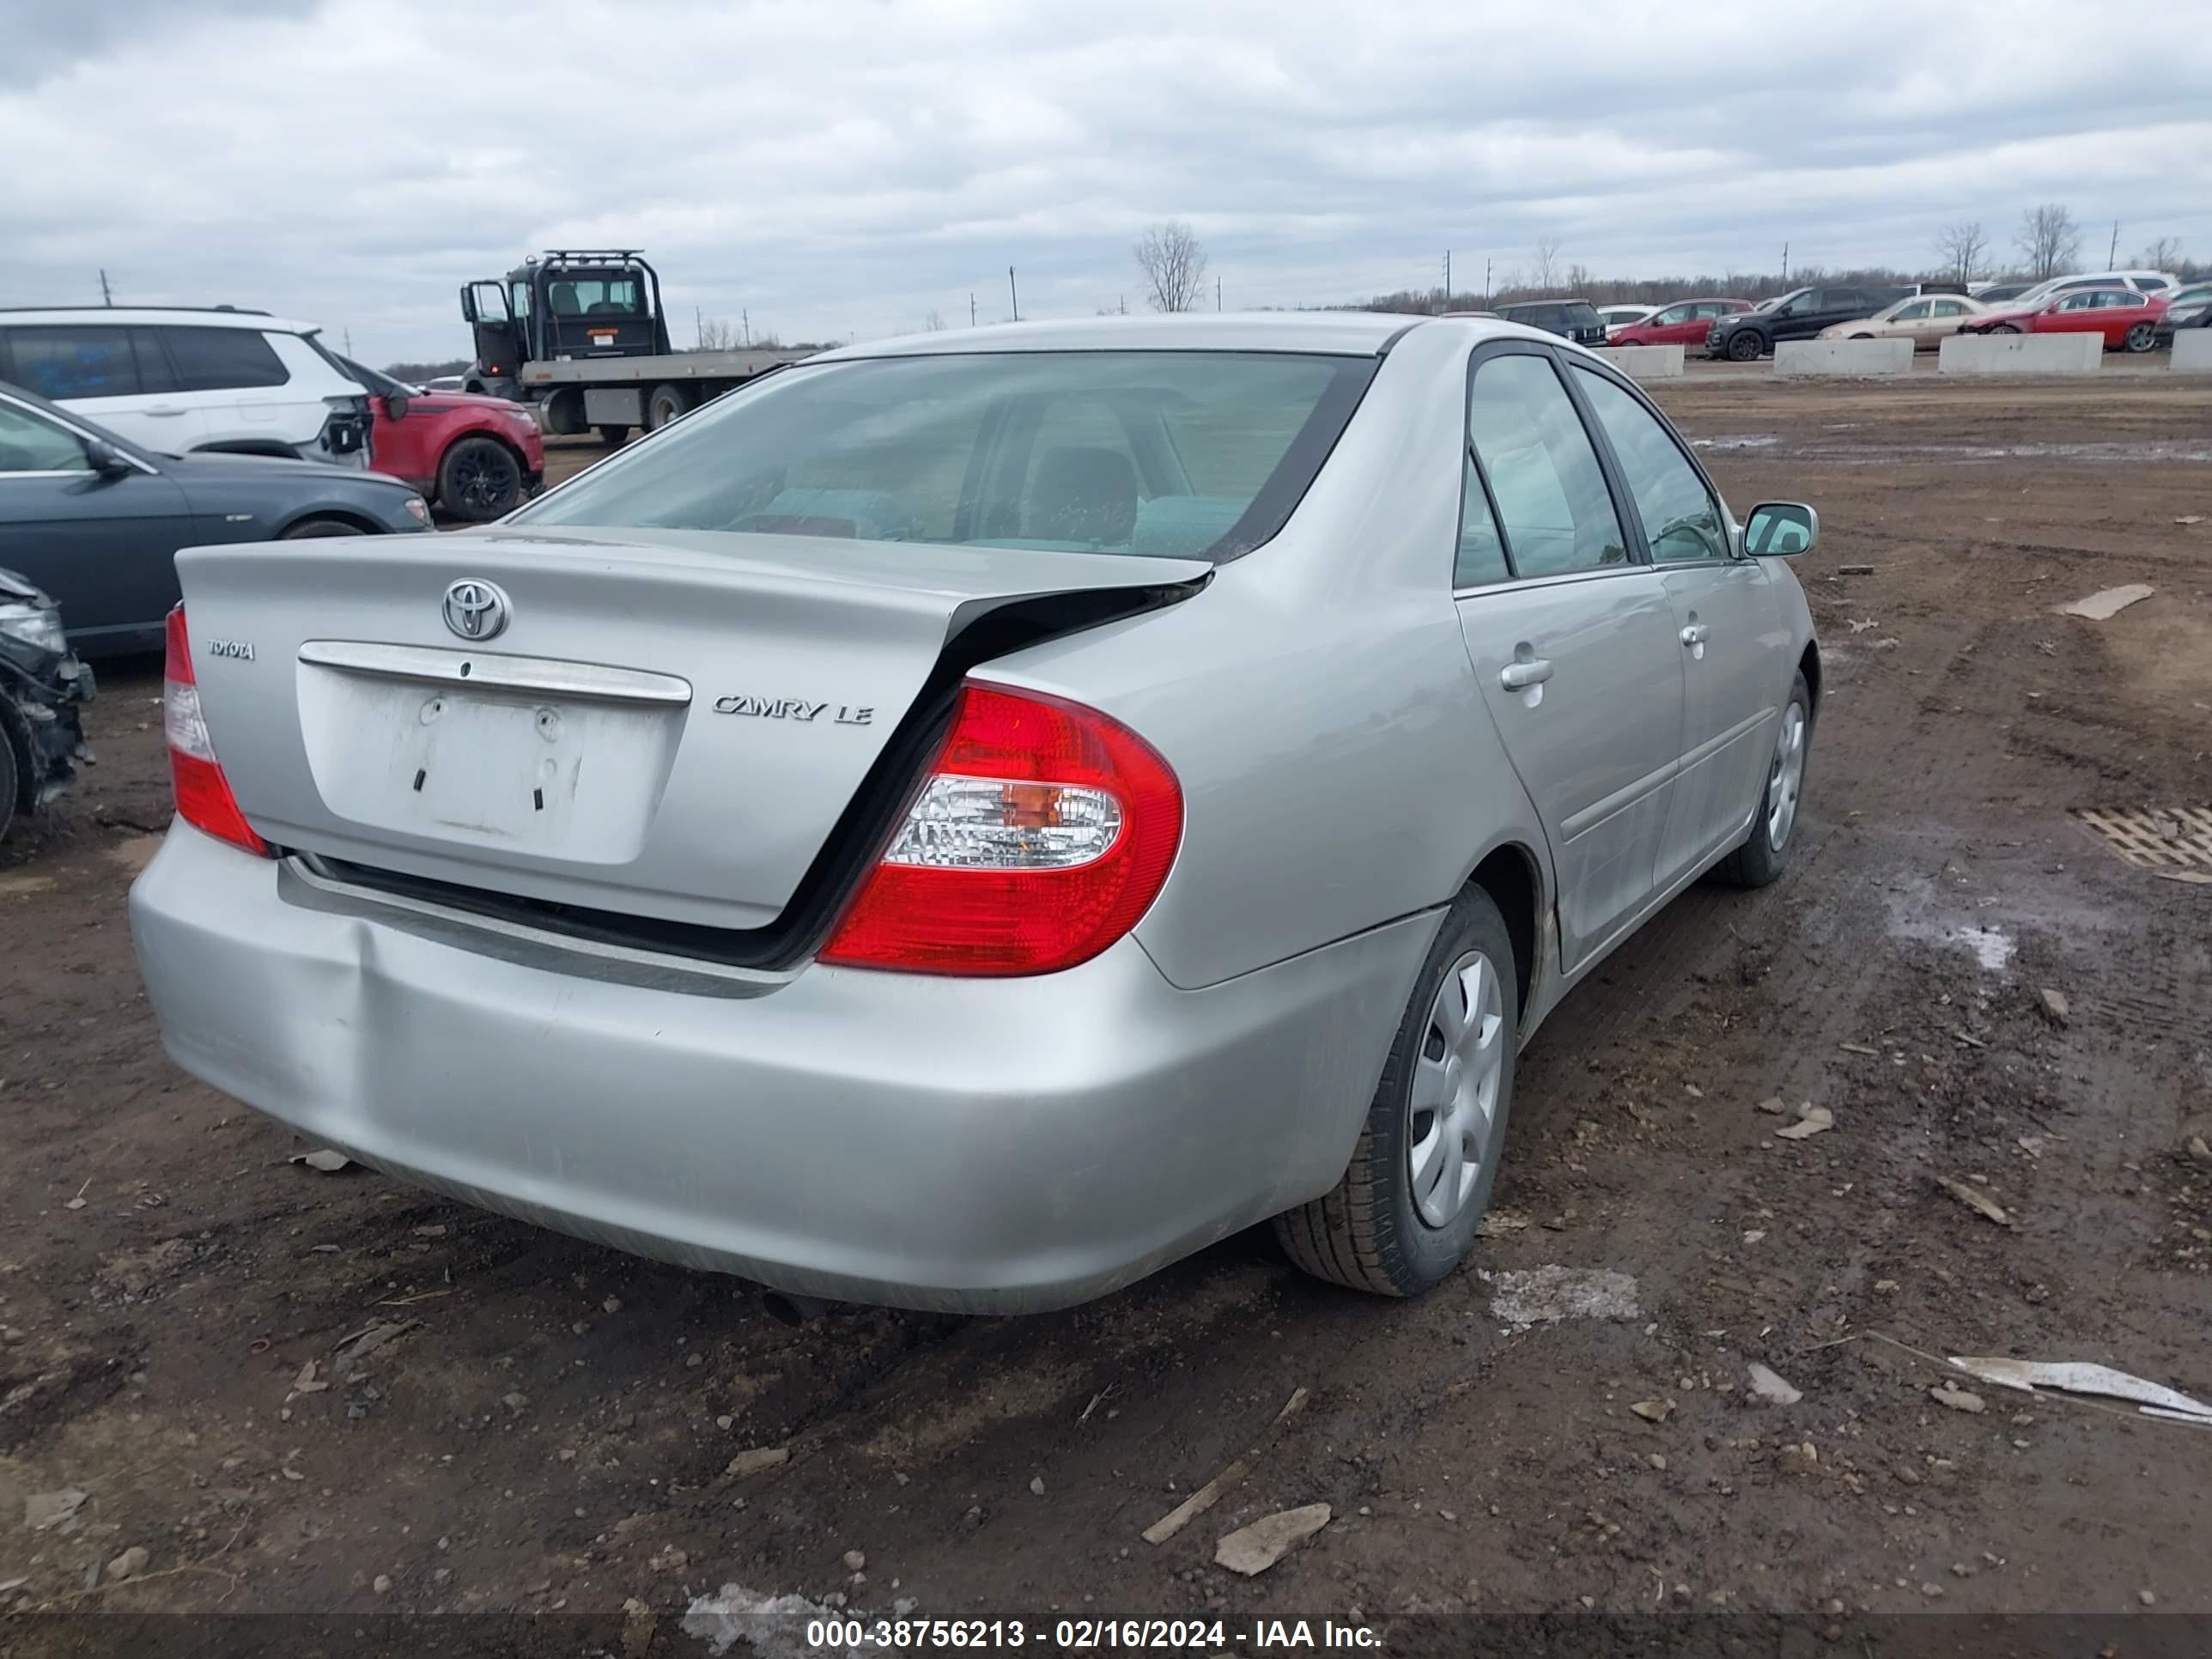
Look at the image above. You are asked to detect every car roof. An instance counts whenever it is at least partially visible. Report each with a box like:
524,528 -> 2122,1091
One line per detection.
811,312 -> 1516,361
0,306 -> 320,334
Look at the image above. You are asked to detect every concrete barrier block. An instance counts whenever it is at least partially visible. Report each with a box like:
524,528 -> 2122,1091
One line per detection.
1772,339 -> 1914,377
2172,331 -> 2212,373
1937,332 -> 2103,374
1594,344 -> 1685,380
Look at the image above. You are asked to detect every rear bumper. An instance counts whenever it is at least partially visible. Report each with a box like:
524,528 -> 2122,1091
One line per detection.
130,823 -> 1430,1312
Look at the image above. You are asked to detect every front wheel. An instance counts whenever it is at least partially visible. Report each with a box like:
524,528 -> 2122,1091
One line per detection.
1726,331 -> 1764,362
438,436 -> 523,522
644,383 -> 691,431
1715,673 -> 1812,889
1990,324 -> 2021,335
279,517 -> 360,539
1850,332 -> 1875,340
1275,886 -> 1518,1297
2123,322 -> 2157,354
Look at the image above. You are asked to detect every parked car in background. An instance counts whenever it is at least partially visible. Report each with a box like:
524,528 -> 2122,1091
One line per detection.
0,381 -> 431,654
2153,282 -> 2212,342
1493,299 -> 1609,346
0,563 -> 92,842
1818,293 -> 1990,350
1960,288 -> 2166,352
0,308 -> 372,468
1607,297 -> 1751,348
1705,285 -> 1911,360
421,375 -> 467,393
2008,270 -> 2182,309
130,312 -> 1823,1313
340,356 -> 544,522
1596,305 -> 1657,337
1970,280 -> 2037,303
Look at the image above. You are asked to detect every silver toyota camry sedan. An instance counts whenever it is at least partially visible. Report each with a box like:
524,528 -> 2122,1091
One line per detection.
130,313 -> 1820,1314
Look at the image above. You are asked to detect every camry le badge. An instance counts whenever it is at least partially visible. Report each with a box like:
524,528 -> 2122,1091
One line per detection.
442,579 -> 511,641
714,696 -> 872,725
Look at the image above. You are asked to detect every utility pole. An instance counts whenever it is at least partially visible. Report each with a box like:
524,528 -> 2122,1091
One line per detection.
1216,275 -> 1222,312
343,328 -> 353,356
742,308 -> 750,346
695,305 -> 702,348
1483,258 -> 1492,307
99,269 -> 113,307
969,292 -> 977,326
2108,220 -> 2120,265
1782,241 -> 1790,282
1008,266 -> 1018,323
1443,250 -> 1452,308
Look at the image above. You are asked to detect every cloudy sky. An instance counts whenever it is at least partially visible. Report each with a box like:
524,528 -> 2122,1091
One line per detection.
6,0 -> 2210,366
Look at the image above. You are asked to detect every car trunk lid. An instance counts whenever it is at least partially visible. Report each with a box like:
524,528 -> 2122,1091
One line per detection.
177,527 -> 1207,933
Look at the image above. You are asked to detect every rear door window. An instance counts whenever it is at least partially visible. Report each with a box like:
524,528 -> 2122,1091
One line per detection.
1467,353 -> 1629,579
159,326 -> 289,392
2,325 -> 145,399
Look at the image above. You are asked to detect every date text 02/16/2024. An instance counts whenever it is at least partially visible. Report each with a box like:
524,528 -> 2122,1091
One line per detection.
802,1620 -> 1382,1650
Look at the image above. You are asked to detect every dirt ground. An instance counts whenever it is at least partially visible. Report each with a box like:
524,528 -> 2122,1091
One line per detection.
3,372 -> 2209,1650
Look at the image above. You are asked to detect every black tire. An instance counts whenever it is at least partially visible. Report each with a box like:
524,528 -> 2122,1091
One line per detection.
0,723 -> 19,843
2123,322 -> 2156,354
1990,324 -> 2021,335
1275,885 -> 1519,1297
279,517 -> 361,539
1726,330 -> 1765,362
1715,672 -> 1813,889
437,436 -> 524,522
644,383 -> 691,432
1850,332 -> 1875,340
596,424 -> 630,447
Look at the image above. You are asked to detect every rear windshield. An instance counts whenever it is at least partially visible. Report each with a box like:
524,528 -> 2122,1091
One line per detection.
516,350 -> 1375,561
1559,303 -> 1601,326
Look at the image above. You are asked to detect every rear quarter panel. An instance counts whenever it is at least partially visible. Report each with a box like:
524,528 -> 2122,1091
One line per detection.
975,324 -> 1550,994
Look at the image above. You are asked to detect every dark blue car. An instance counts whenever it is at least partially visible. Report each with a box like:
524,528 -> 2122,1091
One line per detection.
0,380 -> 432,655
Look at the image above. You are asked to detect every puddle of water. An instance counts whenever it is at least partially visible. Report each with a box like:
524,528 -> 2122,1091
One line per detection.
1883,877 -> 2019,974
1691,434 -> 1780,451
686,1585 -> 850,1657
1484,1265 -> 1642,1331
1717,438 -> 2212,468
1956,925 -> 2018,972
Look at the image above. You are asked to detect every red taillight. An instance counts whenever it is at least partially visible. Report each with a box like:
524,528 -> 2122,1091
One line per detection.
163,606 -> 270,857
819,683 -> 1182,976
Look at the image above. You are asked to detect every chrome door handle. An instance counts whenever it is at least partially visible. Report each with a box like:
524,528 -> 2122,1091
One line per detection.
144,406 -> 188,417
1499,659 -> 1554,690
1680,624 -> 1709,646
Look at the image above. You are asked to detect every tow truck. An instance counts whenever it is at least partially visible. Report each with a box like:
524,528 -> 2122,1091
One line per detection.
460,250 -> 809,442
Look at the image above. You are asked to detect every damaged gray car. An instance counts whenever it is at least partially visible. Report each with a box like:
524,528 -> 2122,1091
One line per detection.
0,565 -> 94,840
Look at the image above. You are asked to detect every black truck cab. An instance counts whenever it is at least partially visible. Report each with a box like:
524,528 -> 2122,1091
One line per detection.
461,251 -> 672,399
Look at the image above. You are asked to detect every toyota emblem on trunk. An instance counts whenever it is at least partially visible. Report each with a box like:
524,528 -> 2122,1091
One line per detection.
442,579 -> 510,641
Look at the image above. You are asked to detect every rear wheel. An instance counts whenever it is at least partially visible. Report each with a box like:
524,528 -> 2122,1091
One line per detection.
279,517 -> 360,539
1990,323 -> 2021,335
596,424 -> 630,447
438,436 -> 523,522
644,383 -> 691,431
2123,321 -> 2156,354
1726,330 -> 1764,362
1275,885 -> 1517,1297
1715,673 -> 1812,889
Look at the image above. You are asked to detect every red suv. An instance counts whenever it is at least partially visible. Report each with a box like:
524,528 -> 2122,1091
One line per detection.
343,357 -> 545,521
1608,298 -> 1751,348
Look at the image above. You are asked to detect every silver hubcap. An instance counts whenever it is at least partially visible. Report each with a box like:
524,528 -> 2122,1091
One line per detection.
1767,702 -> 1807,851
1407,951 -> 1505,1230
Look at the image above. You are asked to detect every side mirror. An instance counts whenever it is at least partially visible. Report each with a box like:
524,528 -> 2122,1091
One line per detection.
385,393 -> 410,421
459,284 -> 478,324
83,438 -> 134,479
1743,501 -> 1819,557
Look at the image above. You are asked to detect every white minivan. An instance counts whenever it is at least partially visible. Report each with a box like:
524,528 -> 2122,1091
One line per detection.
0,307 -> 372,467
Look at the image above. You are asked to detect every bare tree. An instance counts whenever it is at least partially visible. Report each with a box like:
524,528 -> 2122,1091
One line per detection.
922,309 -> 946,331
1532,236 -> 1564,293
1564,262 -> 1592,295
694,316 -> 739,350
2137,234 -> 2185,271
1933,221 -> 1990,285
1133,221 -> 1210,313
2015,204 -> 2081,282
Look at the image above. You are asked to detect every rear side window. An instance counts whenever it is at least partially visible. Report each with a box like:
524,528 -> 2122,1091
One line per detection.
1467,354 -> 1628,579
1572,368 -> 1726,563
2,325 -> 145,399
517,350 -> 1376,562
160,326 -> 289,392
